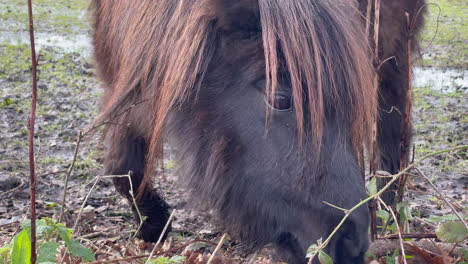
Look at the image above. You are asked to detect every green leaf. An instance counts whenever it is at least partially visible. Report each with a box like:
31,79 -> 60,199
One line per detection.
150,257 -> 170,264
169,256 -> 186,263
37,241 -> 59,264
318,251 -> 334,264
384,249 -> 400,264
397,202 -> 413,222
36,225 -> 53,237
460,247 -> 468,259
0,246 -> 11,257
306,243 -> 320,258
376,210 -> 390,222
1,97 -> 13,107
0,245 -> 11,264
56,225 -> 73,242
436,221 -> 468,243
12,230 -> 31,264
65,240 -> 95,262
367,177 -> 377,196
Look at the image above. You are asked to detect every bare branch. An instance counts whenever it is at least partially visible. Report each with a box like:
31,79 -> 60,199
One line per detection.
382,233 -> 437,240
415,167 -> 467,228
82,99 -> 149,138
207,233 -> 228,264
59,130 -> 83,223
419,4 -> 442,55
323,201 -> 349,214
378,197 -> 407,264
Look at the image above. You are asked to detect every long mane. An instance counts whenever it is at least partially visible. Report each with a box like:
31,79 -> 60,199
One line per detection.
92,0 -> 377,192
260,0 -> 376,153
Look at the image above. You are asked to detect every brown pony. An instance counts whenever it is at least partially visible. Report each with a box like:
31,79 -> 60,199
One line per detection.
91,0 -> 425,263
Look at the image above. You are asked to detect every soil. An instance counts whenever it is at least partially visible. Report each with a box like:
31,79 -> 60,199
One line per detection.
0,0 -> 466,263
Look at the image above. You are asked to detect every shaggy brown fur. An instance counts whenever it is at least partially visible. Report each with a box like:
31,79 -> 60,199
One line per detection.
91,0 -> 425,263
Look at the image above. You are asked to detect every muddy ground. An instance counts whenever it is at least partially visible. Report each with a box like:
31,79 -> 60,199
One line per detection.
0,0 -> 466,263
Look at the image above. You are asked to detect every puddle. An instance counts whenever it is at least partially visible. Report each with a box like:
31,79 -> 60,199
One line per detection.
0,31 -> 91,56
413,67 -> 467,93
1,29 -> 466,95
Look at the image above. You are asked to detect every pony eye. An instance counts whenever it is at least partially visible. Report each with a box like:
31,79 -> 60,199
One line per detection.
265,92 -> 292,111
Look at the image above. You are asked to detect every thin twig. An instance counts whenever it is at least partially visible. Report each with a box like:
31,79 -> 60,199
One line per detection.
377,56 -> 397,70
145,210 -> 177,264
59,130 -> 83,223
415,167 -> 467,228
307,145 -> 468,263
59,174 -> 141,264
126,171 -> 144,239
207,233 -> 227,264
82,99 -> 149,138
87,238 -> 219,264
71,174 -> 144,237
78,231 -> 106,240
72,176 -> 101,234
27,0 -> 38,262
382,106 -> 403,116
87,254 -> 151,264
382,233 -> 437,240
419,3 -> 441,55
378,197 -> 407,264
323,201 -> 349,214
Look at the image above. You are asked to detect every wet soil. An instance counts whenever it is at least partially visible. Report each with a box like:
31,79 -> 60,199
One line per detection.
0,0 -> 466,263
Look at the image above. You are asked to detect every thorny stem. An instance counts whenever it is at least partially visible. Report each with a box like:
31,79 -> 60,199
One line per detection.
27,0 -> 38,262
308,145 -> 468,263
322,201 -> 349,214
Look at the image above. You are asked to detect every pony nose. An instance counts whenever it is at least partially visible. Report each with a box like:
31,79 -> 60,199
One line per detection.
332,207 -> 370,263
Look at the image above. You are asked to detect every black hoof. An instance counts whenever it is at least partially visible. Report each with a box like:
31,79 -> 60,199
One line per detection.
137,216 -> 172,242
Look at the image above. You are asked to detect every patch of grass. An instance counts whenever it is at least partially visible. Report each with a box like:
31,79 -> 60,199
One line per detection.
0,0 -> 89,34
419,0 -> 467,68
0,44 -> 31,79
